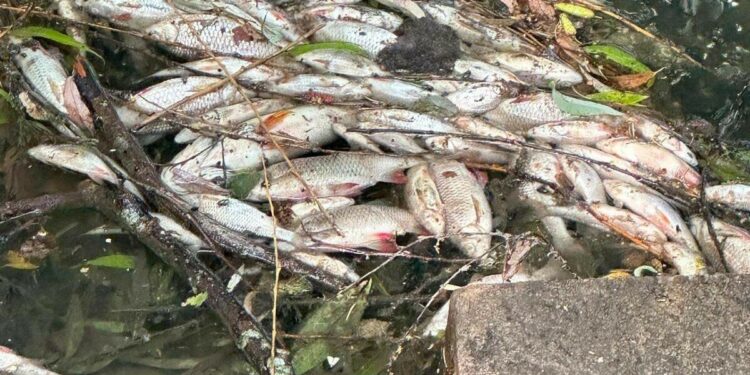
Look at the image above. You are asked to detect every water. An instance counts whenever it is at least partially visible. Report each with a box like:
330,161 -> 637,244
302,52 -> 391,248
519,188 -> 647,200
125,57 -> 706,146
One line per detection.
0,1 -> 748,374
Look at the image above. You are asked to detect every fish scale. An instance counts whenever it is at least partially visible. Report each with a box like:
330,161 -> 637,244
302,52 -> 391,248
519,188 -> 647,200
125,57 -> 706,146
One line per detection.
483,93 -> 572,132
131,76 -> 247,115
312,21 -> 397,58
13,42 -> 69,115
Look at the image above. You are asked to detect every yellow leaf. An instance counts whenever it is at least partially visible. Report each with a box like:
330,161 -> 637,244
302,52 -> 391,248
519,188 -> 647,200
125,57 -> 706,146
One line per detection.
559,13 -> 577,36
554,3 -> 595,18
4,251 -> 39,270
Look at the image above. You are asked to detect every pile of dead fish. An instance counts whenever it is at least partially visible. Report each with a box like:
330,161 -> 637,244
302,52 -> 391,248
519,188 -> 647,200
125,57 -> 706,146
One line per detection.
11,0 -> 750,287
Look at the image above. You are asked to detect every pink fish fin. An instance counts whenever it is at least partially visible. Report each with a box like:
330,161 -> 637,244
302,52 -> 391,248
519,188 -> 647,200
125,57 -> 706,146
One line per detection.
368,232 -> 398,253
385,170 -> 408,184
331,182 -> 362,196
63,77 -> 94,131
468,168 -> 489,186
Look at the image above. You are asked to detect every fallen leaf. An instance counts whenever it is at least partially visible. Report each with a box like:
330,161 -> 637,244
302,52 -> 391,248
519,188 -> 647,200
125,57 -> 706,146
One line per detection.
182,292 -> 208,307
4,250 -> 39,270
85,254 -> 135,269
584,44 -> 651,73
586,90 -> 649,106
610,71 -> 656,90
552,85 -> 623,116
559,13 -> 577,35
554,3 -> 595,18
526,0 -> 556,19
10,26 -> 102,60
63,77 -> 93,132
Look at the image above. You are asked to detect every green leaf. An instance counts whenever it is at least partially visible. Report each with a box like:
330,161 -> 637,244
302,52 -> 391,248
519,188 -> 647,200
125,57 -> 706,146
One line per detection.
0,88 -> 11,102
586,90 -> 649,106
227,170 -> 262,199
88,320 -> 127,333
85,254 -> 135,270
554,3 -> 595,18
10,26 -> 103,60
551,86 -> 622,116
292,286 -> 368,374
584,44 -> 650,73
182,292 -> 208,307
559,13 -> 577,36
288,42 -> 368,58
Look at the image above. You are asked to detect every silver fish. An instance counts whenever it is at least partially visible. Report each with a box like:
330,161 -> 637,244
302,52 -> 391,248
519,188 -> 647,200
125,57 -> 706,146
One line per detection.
483,93 -> 572,132
151,212 -> 206,252
362,77 -> 432,107
596,137 -> 701,194
373,0 -> 424,19
297,4 -> 403,31
265,74 -> 370,102
559,156 -> 606,203
130,76 -> 248,116
297,205 -> 422,252
452,57 -> 524,85
28,144 -> 119,185
690,216 -> 750,273
174,98 -> 295,143
528,120 -> 623,145
404,163 -> 445,237
287,197 -> 356,223
146,14 -> 279,59
420,3 -> 532,52
0,346 -> 59,375
477,52 -> 583,87
229,0 -> 303,43
705,184 -> 750,211
661,241 -> 707,276
12,41 -> 69,116
312,21 -> 397,57
192,194 -> 301,245
428,161 -> 492,258
445,83 -> 510,114
149,56 -> 289,85
450,116 -> 524,151
586,203 -> 668,246
76,0 -> 177,29
425,136 -> 518,165
626,114 -> 698,167
557,144 -> 656,189
295,49 -> 389,77
289,251 -> 360,282
603,179 -> 701,255
246,153 -> 422,201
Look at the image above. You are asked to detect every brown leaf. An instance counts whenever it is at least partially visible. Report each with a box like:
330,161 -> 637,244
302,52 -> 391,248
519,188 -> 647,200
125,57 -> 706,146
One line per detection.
610,71 -> 656,90
63,76 -> 93,131
555,31 -> 582,53
525,0 -> 556,20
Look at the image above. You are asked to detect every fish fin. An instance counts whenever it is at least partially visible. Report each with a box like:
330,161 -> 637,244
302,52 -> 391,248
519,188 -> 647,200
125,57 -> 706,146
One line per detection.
385,170 -> 408,184
331,183 -> 362,196
371,233 -> 398,253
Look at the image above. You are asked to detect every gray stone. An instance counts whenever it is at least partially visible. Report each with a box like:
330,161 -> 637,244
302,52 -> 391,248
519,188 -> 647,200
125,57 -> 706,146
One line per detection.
446,275 -> 750,374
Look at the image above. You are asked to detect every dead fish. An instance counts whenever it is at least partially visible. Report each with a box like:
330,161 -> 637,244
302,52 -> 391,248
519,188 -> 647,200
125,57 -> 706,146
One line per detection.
265,74 -> 370,102
229,0 -> 303,43
559,156 -> 606,203
295,49 -> 389,77
76,0 -> 177,29
626,114 -> 698,167
12,40 -> 69,116
476,52 -> 583,87
130,76 -> 248,116
420,3 -> 532,52
603,179 -> 701,255
246,153 -> 422,201
146,14 -> 279,59
596,137 -> 701,194
528,120 -> 622,145
56,0 -> 90,43
289,251 -> 360,282
661,241 -> 707,276
344,109 -> 457,153
425,136 -> 518,165
445,83 -> 511,114
199,138 -> 265,176
287,197 -> 356,223
517,148 -> 564,188
450,116 -> 524,151
404,163 -> 445,236
483,93 -> 572,132
373,0 -> 424,18
297,205 -> 422,252
362,77 -> 432,107
705,184 -> 750,211
28,144 -> 119,185
312,21 -> 397,57
690,216 -> 750,273
148,56 -> 289,85
557,144 -> 657,189
542,205 -> 611,232
408,161 -> 492,258
174,98 -> 295,143
151,212 -> 206,252
192,194 -> 301,245
452,57 -> 525,85
0,346 -> 59,375
297,4 -> 403,31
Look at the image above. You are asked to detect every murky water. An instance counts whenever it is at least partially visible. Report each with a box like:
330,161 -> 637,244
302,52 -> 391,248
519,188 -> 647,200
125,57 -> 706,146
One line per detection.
0,1 -> 748,374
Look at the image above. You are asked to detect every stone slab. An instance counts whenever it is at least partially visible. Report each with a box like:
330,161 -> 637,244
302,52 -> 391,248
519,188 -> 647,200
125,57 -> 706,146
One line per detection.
446,275 -> 750,374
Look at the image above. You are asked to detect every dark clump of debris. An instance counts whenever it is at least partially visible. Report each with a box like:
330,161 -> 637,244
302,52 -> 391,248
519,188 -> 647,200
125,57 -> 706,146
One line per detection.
377,17 -> 461,74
